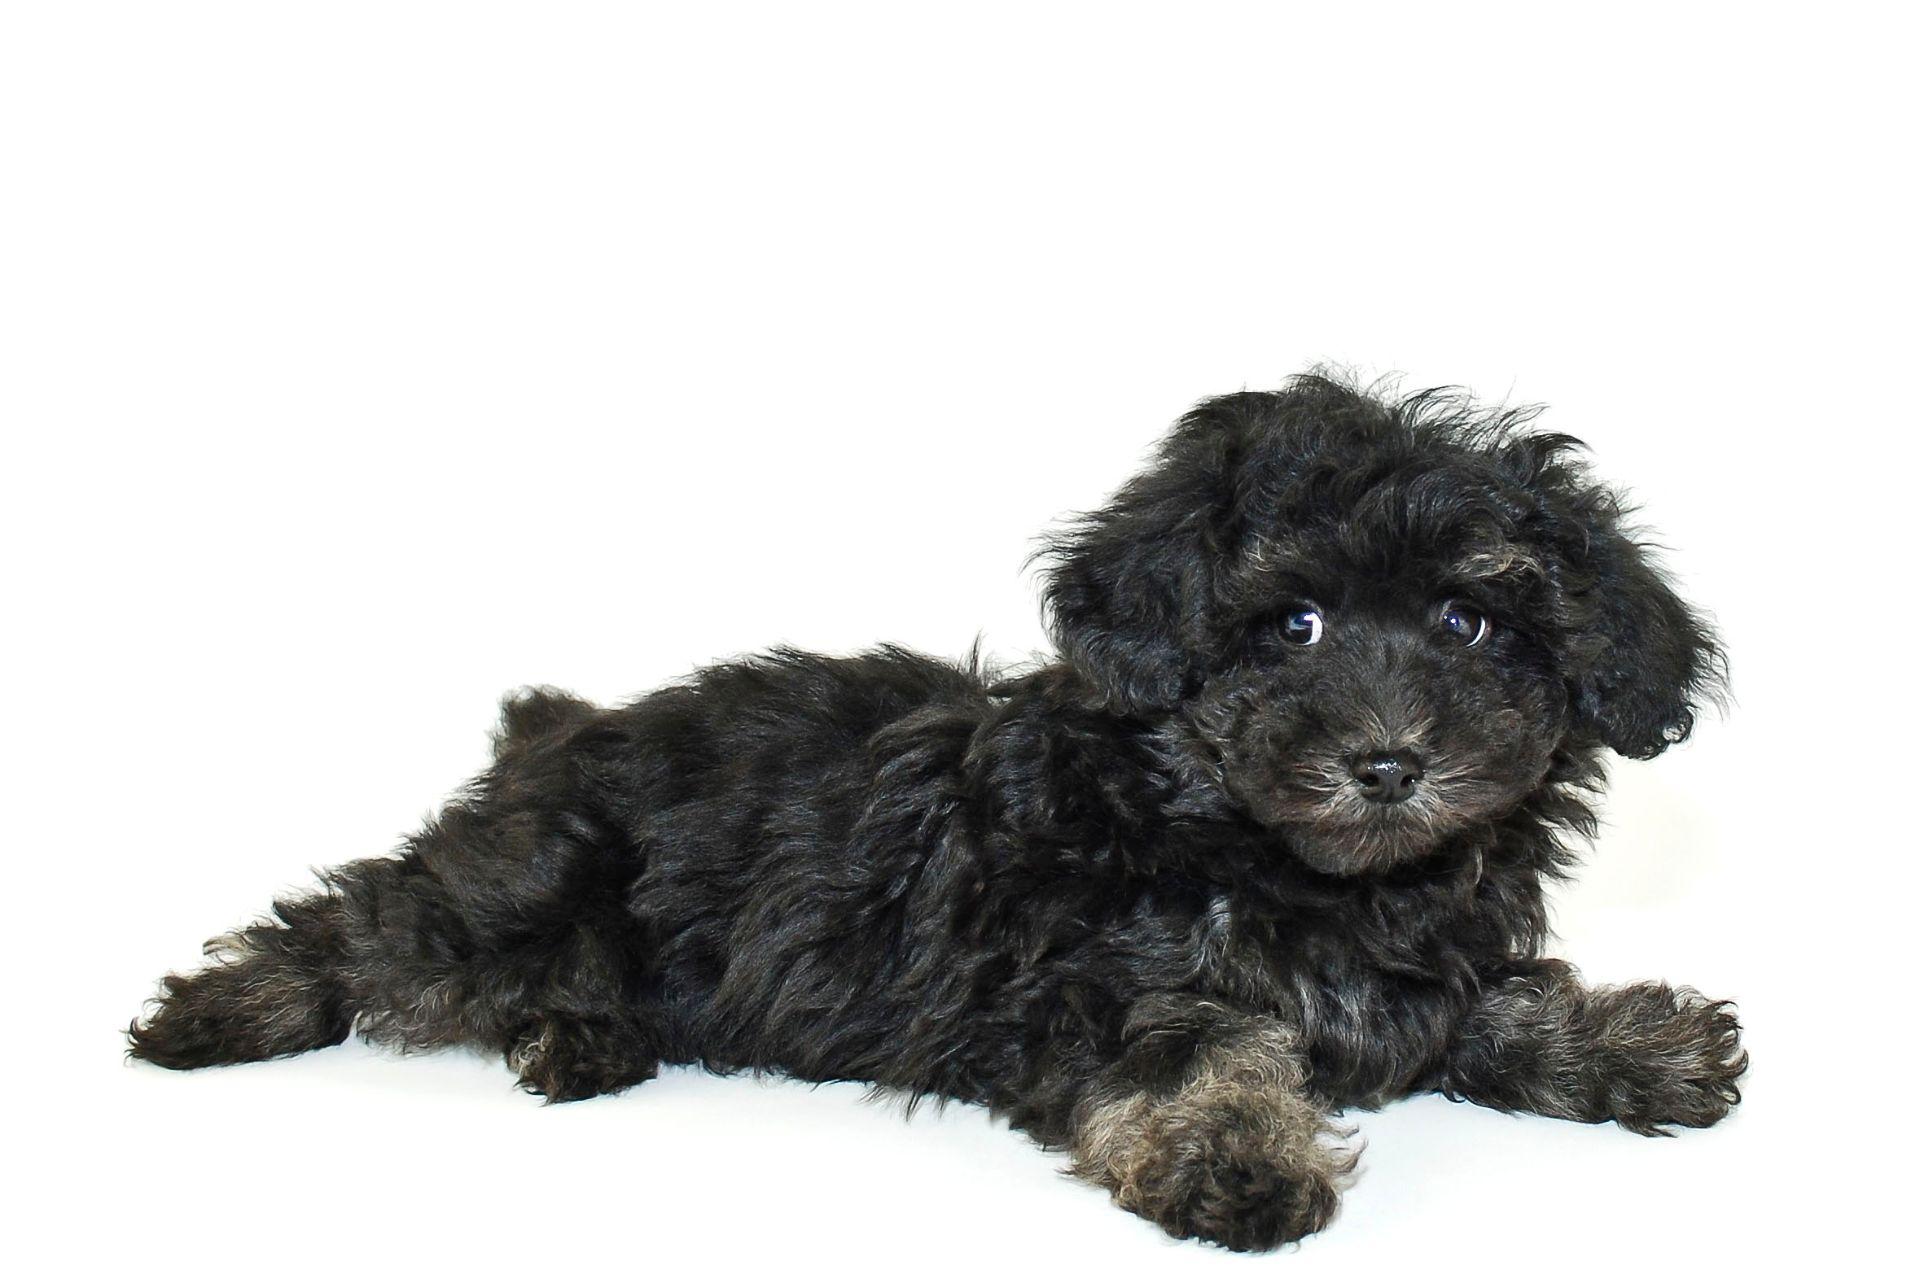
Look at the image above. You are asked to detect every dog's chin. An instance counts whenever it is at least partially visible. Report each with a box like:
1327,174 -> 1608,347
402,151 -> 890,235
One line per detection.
1279,819 -> 1442,878
1222,774 -> 1458,877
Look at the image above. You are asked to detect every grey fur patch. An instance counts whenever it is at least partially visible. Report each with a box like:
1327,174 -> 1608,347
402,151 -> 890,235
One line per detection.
1071,1022 -> 1358,1250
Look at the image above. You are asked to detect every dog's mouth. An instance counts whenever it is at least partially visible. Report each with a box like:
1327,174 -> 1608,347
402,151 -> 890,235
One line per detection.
1237,752 -> 1523,876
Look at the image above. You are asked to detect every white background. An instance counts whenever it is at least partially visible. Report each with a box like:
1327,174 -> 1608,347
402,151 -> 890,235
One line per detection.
4,2 -> 1914,1277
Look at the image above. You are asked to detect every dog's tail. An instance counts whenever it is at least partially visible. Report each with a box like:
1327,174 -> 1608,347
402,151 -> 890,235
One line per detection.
127,858 -> 405,1070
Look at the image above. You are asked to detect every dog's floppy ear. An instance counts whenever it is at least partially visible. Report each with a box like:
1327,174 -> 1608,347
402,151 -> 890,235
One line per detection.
1039,399 -> 1263,713
1038,463 -> 1216,714
1549,496 -> 1725,759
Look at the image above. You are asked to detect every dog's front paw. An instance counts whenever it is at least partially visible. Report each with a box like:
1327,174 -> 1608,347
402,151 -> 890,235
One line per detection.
1098,1096 -> 1357,1252
1597,985 -> 1747,1136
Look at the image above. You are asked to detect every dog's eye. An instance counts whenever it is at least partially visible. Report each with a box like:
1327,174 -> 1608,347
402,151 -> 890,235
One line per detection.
1437,600 -> 1491,647
1280,603 -> 1324,646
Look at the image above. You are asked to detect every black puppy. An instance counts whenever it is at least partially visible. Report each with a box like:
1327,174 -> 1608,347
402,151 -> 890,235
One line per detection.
130,375 -> 1744,1250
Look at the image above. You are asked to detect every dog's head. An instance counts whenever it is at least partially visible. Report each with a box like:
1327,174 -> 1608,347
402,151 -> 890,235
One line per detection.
1041,375 -> 1723,876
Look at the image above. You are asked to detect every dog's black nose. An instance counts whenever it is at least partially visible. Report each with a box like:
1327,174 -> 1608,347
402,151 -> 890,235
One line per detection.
1351,750 -> 1423,804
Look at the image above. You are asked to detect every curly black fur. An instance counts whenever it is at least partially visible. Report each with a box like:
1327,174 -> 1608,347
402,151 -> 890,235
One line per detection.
129,374 -> 1745,1250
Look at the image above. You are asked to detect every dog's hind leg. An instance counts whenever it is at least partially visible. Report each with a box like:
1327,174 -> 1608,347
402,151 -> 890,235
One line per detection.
126,858 -> 402,1069
368,756 -> 669,1101
502,1003 -> 665,1103
130,840 -> 669,1100
131,702 -> 670,1100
